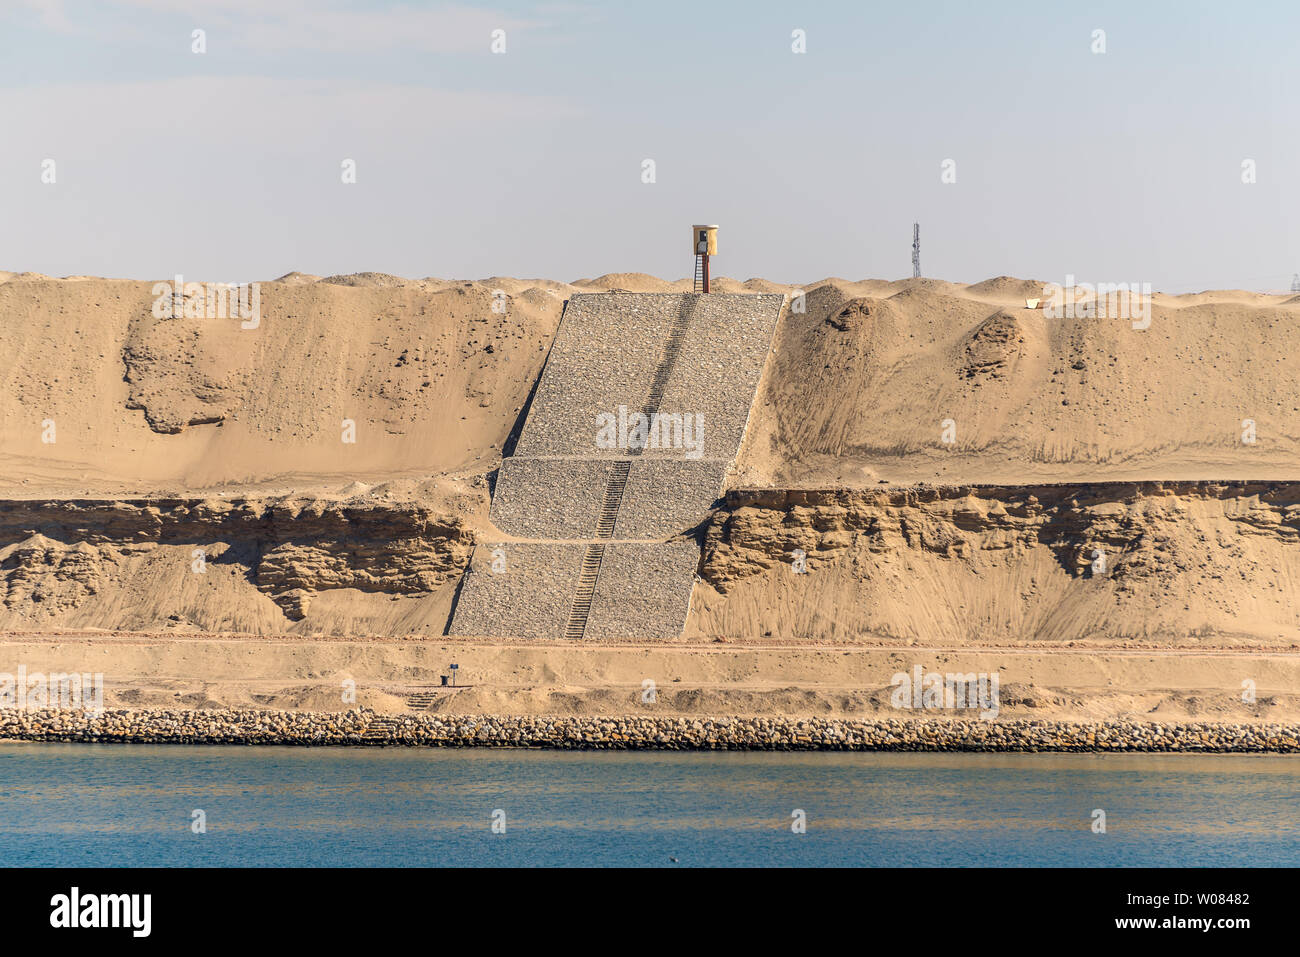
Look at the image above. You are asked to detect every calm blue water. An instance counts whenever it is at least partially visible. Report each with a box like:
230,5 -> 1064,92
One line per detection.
0,744 -> 1296,866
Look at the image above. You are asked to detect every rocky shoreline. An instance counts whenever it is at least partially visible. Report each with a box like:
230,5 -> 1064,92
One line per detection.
2,708 -> 1299,752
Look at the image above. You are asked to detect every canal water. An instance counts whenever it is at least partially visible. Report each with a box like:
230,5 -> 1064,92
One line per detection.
1,744 -> 1295,866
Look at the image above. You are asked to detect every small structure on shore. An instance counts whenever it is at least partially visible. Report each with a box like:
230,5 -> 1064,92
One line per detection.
692,224 -> 717,293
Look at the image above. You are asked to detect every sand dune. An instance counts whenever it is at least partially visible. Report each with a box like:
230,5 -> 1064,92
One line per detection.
0,275 -> 567,496
4,271 -> 1295,497
739,280 -> 1300,487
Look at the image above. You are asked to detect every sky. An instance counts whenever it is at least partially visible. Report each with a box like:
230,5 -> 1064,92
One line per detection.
1,0 -> 1297,290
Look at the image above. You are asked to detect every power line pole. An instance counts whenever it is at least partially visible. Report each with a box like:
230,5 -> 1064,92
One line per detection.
912,223 -> 921,279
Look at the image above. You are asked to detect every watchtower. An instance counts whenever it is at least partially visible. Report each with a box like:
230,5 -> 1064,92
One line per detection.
692,225 -> 717,293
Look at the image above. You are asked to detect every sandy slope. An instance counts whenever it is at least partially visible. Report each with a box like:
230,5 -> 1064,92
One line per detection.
2,271 -> 1299,719
4,635 -> 1298,723
4,270 -> 1297,496
737,278 -> 1300,487
0,273 -> 566,496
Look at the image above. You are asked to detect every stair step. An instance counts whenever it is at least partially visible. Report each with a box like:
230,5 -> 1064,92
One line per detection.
564,543 -> 606,639
594,461 -> 632,538
639,313 -> 690,416
362,717 -> 402,742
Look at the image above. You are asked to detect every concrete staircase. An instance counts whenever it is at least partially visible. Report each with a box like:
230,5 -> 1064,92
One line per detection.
595,464 -> 630,538
362,715 -> 401,742
448,292 -> 784,640
564,544 -> 606,639
639,303 -> 692,420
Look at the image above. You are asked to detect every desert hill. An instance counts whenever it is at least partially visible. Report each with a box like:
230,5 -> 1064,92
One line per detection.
0,274 -> 565,497
3,271 -> 1298,498
2,272 -> 1300,651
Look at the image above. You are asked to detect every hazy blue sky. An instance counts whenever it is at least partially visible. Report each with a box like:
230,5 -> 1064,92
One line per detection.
1,0 -> 1296,290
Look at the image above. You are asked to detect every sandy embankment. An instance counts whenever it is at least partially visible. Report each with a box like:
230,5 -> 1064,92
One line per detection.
2,636 -> 1297,724
5,270 -> 1300,499
2,271 -> 1300,733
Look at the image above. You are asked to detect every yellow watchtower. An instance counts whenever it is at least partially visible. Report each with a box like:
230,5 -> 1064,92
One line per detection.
692,224 -> 717,293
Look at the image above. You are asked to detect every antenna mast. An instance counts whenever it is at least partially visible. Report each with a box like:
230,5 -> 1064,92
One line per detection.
912,223 -> 921,279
